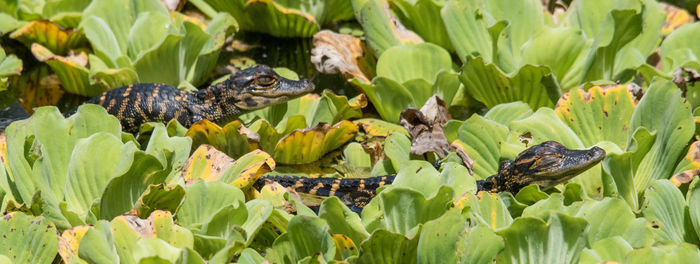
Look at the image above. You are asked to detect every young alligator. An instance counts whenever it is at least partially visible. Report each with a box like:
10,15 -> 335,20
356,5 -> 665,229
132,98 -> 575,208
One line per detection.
64,65 -> 314,133
255,141 -> 606,212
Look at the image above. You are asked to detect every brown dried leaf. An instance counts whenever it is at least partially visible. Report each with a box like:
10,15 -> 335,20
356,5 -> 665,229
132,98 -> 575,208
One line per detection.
671,168 -> 699,186
451,142 -> 475,175
399,95 -> 451,158
673,67 -> 700,97
311,30 -> 372,84
362,142 -> 385,165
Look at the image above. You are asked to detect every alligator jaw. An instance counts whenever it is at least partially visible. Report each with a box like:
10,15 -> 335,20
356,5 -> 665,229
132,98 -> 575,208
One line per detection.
503,141 -> 606,192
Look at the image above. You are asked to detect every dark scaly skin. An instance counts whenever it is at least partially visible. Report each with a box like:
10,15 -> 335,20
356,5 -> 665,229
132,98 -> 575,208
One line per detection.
65,65 -> 314,133
255,141 -> 606,213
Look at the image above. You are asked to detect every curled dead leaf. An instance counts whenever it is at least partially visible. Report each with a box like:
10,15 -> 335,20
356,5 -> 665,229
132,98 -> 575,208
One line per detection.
451,142 -> 475,176
673,67 -> 700,97
399,95 -> 451,158
671,168 -> 699,186
311,30 -> 372,84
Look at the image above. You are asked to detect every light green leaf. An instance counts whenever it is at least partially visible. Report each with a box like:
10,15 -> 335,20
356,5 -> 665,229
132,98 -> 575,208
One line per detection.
391,0 -> 453,51
642,180 -> 698,244
270,216 -> 335,264
659,22 -> 700,73
520,27 -> 590,90
628,79 -> 694,193
580,9 -> 643,82
451,115 -> 508,180
357,229 -> 418,264
175,181 -> 245,231
0,213 -> 58,264
64,132 -> 136,220
496,213 -> 588,264
579,236 -> 633,264
457,224 -> 504,264
379,186 -> 453,237
416,208 -> 466,264
460,56 -> 561,110
318,197 -> 369,247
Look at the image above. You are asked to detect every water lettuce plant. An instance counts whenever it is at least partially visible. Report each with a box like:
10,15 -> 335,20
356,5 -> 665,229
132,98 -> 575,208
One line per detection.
2,0 -> 700,263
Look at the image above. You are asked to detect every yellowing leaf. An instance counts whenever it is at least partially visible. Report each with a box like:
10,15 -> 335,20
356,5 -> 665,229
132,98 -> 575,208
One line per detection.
58,226 -> 91,264
661,3 -> 695,36
555,84 -> 637,149
332,234 -> 358,260
185,119 -> 258,159
226,149 -> 276,188
274,120 -> 358,164
181,144 -> 235,184
10,20 -> 86,55
30,43 -> 95,97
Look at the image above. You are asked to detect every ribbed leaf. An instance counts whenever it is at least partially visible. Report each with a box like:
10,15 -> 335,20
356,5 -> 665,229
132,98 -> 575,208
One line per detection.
460,56 -> 561,109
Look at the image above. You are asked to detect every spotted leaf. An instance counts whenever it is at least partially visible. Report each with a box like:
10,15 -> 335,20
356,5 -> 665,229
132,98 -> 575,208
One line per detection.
0,213 -> 58,264
555,84 -> 637,149
273,120 -> 358,164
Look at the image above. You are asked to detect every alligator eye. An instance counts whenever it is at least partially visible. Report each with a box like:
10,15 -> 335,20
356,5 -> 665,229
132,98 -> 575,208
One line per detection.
256,75 -> 276,86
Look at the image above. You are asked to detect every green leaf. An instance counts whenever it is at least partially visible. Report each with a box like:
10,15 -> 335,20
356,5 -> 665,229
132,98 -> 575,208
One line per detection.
379,186 -> 453,237
357,229 -> 418,264
391,0 -> 453,51
451,115 -> 508,180
78,221 -> 119,264
376,42 -> 451,85
520,27 -> 590,90
642,180 -> 699,244
244,0 -> 319,38
459,56 -> 561,109
579,9 -> 643,82
441,0 -> 495,63
64,132 -> 136,220
688,177 -> 700,241
496,213 -> 589,264
100,151 -> 165,220
0,213 -> 58,264
318,197 -> 369,247
0,48 -> 22,90
659,22 -> 700,73
355,0 -> 422,56
175,181 -> 245,231
628,79 -> 694,193
625,243 -> 700,263
352,77 -> 413,123
416,208 -> 466,264
579,236 -> 633,264
483,101 -> 533,126
456,192 -> 513,230
270,216 -> 335,264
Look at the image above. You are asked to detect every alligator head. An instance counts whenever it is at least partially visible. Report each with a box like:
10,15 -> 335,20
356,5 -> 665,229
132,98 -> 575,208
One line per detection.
225,65 -> 315,111
498,141 -> 605,192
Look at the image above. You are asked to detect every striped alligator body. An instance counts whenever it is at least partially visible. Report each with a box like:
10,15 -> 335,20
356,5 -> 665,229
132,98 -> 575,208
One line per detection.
255,141 -> 606,213
64,65 -> 314,133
